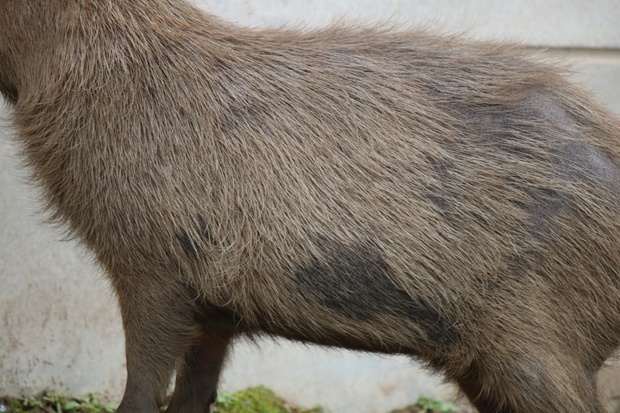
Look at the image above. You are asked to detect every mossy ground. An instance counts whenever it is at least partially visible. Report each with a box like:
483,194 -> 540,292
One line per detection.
213,387 -> 324,413
0,387 -> 463,413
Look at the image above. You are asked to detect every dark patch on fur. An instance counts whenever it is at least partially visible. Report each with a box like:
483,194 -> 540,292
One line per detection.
177,216 -> 218,258
216,102 -> 262,136
527,188 -> 566,231
427,194 -> 451,216
505,176 -> 567,233
178,229 -> 197,258
185,284 -> 242,333
294,244 -> 459,346
0,78 -> 18,104
562,142 -> 620,191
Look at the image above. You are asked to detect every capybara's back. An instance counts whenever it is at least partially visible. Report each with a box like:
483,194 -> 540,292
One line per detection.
1,1 -> 620,412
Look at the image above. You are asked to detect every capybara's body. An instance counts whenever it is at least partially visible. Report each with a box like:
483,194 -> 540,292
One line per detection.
2,1 -> 620,412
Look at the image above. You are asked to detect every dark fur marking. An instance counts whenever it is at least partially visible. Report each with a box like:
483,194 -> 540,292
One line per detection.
526,188 -> 566,231
294,244 -> 459,346
0,78 -> 18,104
185,284 -> 242,333
217,102 -> 263,137
562,143 -> 620,191
177,216 -> 218,258
427,194 -> 451,216
505,176 -> 567,232
178,229 -> 197,258
452,95 -> 579,238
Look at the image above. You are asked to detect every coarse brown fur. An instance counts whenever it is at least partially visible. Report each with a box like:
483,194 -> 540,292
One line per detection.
2,1 -> 620,412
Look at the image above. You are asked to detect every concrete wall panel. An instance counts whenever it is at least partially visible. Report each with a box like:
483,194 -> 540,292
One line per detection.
196,0 -> 620,48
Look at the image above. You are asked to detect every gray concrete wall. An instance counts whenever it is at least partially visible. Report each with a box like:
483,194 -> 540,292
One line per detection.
1,1 -> 619,413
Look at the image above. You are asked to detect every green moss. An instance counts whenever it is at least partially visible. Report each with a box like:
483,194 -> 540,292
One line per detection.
213,387 -> 325,413
414,396 -> 457,413
0,387 -> 324,413
1,387 -> 463,413
0,390 -> 118,413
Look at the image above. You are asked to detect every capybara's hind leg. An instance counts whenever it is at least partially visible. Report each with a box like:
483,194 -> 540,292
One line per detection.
456,354 -> 604,413
166,332 -> 233,413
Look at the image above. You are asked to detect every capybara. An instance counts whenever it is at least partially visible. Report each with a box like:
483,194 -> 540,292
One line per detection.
1,1 -> 620,412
